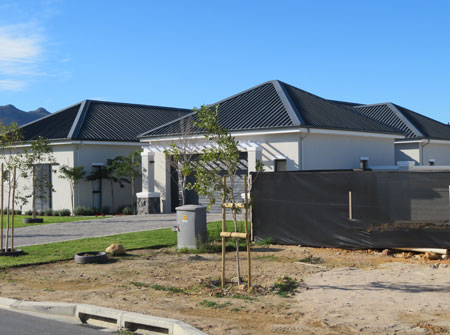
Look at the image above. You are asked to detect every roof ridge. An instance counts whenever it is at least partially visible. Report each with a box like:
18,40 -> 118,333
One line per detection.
211,80 -> 281,106
138,111 -> 196,138
386,103 -> 423,137
67,100 -> 90,139
273,81 -> 303,126
85,99 -> 192,112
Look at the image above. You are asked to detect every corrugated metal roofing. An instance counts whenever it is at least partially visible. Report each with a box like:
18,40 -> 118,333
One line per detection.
393,104 -> 450,140
354,104 -> 419,138
281,82 -> 398,133
140,80 -> 401,138
21,103 -> 81,141
20,100 -> 191,142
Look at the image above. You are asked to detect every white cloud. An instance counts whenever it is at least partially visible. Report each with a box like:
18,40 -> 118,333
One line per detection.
0,23 -> 43,90
0,79 -> 26,91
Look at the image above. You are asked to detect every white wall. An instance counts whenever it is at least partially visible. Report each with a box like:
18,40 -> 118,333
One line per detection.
395,142 -> 420,165
302,132 -> 395,170
422,142 -> 450,166
75,143 -> 142,212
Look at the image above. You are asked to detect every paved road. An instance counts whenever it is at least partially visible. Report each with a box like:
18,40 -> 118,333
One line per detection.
0,308 -> 107,335
5,213 -> 224,247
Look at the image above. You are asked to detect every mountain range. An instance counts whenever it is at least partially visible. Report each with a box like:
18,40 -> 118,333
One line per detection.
0,104 -> 50,126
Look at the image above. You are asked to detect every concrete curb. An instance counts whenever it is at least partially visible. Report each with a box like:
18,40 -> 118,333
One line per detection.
0,297 -> 206,335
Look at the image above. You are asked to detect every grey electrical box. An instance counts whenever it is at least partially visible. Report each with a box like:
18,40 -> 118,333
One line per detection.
174,205 -> 207,249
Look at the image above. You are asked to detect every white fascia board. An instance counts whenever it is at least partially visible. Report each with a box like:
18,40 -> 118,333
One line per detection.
141,127 -> 402,143
13,140 -> 142,148
395,139 -> 450,145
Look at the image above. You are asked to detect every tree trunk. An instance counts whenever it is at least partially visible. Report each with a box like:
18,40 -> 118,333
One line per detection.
70,182 -> 74,215
110,180 -> 115,213
229,175 -> 241,286
32,166 -> 36,220
131,176 -> 135,214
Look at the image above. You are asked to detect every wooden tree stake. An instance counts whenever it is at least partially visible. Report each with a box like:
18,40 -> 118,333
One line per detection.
11,166 -> 16,251
1,164 -> 3,252
221,176 -> 226,289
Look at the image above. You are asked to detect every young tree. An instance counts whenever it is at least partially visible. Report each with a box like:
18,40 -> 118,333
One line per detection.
189,104 -> 244,285
87,161 -> 129,213
164,115 -> 195,206
0,122 -> 23,253
20,137 -> 56,220
109,150 -> 142,214
58,165 -> 86,215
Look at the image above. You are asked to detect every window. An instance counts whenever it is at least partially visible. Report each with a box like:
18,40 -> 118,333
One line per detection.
92,165 -> 102,209
274,159 -> 287,172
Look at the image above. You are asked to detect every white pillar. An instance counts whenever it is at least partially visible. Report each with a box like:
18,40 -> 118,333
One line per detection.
136,149 -> 160,214
247,146 -> 263,173
154,151 -> 172,213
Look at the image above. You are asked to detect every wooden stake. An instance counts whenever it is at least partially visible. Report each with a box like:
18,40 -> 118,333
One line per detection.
244,176 -> 251,289
11,167 -> 16,252
1,164 -> 3,252
348,190 -> 353,220
221,176 -> 226,289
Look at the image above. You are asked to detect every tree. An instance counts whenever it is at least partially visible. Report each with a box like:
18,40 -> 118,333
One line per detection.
164,116 -> 195,206
20,137 -> 55,219
189,104 -> 244,285
86,161 -> 129,213
109,150 -> 142,214
0,122 -> 23,253
58,165 -> 86,215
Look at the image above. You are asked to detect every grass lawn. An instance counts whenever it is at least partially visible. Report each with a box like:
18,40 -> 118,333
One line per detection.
0,220 -> 249,269
1,215 -> 109,229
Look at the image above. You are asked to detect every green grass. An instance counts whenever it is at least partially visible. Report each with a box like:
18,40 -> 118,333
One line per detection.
0,228 -> 177,268
0,215 -> 108,229
199,299 -> 231,309
0,220 -> 251,269
270,276 -> 299,298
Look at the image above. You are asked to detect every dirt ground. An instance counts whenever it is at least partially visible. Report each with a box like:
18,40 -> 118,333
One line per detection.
0,245 -> 449,335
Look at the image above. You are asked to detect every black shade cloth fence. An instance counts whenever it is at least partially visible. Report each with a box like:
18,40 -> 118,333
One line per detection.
251,170 -> 450,249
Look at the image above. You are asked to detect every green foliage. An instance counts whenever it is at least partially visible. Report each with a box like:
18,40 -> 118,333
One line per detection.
199,300 -> 231,309
44,208 -> 53,216
122,206 -> 133,215
298,255 -> 323,264
57,209 -> 71,216
59,165 -> 85,215
24,210 -> 33,216
270,276 -> 299,297
255,237 -> 274,246
150,284 -> 185,293
74,206 -> 96,216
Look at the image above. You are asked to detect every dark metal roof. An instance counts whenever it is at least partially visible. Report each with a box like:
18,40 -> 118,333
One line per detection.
393,104 -> 450,140
354,104 -> 420,138
20,100 -> 191,142
140,80 -> 401,139
281,82 -> 398,133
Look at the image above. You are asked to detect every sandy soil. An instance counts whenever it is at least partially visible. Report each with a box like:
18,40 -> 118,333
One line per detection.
0,246 -> 449,335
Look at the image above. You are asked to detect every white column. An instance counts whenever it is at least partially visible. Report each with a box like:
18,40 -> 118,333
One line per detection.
247,146 -> 263,173
154,151 -> 172,213
140,149 -> 154,193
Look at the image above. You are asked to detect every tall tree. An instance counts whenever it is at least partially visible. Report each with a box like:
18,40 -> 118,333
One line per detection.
87,162 -> 129,213
164,116 -> 195,206
58,165 -> 86,215
109,150 -> 141,214
0,122 -> 23,253
189,104 -> 244,285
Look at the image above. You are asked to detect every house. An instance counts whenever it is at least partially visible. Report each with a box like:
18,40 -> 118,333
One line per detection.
9,100 -> 191,213
137,80 -> 404,214
349,103 -> 450,166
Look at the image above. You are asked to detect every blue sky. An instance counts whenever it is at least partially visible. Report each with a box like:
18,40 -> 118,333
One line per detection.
0,0 -> 449,123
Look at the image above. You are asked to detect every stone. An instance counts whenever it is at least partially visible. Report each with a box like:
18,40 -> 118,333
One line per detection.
381,249 -> 391,256
425,252 -> 441,260
105,243 -> 126,256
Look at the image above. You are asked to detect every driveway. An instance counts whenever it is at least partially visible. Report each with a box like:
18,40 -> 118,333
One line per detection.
9,214 -> 224,247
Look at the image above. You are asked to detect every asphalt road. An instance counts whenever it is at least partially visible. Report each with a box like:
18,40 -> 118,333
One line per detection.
0,308 -> 107,335
4,213 -> 224,247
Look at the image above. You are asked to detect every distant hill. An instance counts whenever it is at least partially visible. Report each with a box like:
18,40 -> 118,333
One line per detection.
0,104 -> 50,126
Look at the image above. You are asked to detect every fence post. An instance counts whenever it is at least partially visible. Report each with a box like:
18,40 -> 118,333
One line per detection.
348,190 -> 353,220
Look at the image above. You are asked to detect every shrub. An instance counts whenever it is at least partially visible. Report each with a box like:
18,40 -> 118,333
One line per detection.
25,210 -> 33,216
58,209 -> 71,216
270,276 -> 299,297
101,206 -> 111,215
122,206 -> 133,215
74,206 -> 96,216
44,209 -> 53,216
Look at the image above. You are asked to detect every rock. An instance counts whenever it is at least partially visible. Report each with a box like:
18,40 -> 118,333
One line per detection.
238,284 -> 248,290
431,263 -> 440,269
381,249 -> 391,256
105,243 -> 126,256
425,252 -> 440,260
441,264 -> 448,268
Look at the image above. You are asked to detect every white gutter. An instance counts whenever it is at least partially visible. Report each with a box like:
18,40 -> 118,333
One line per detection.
13,140 -> 143,148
